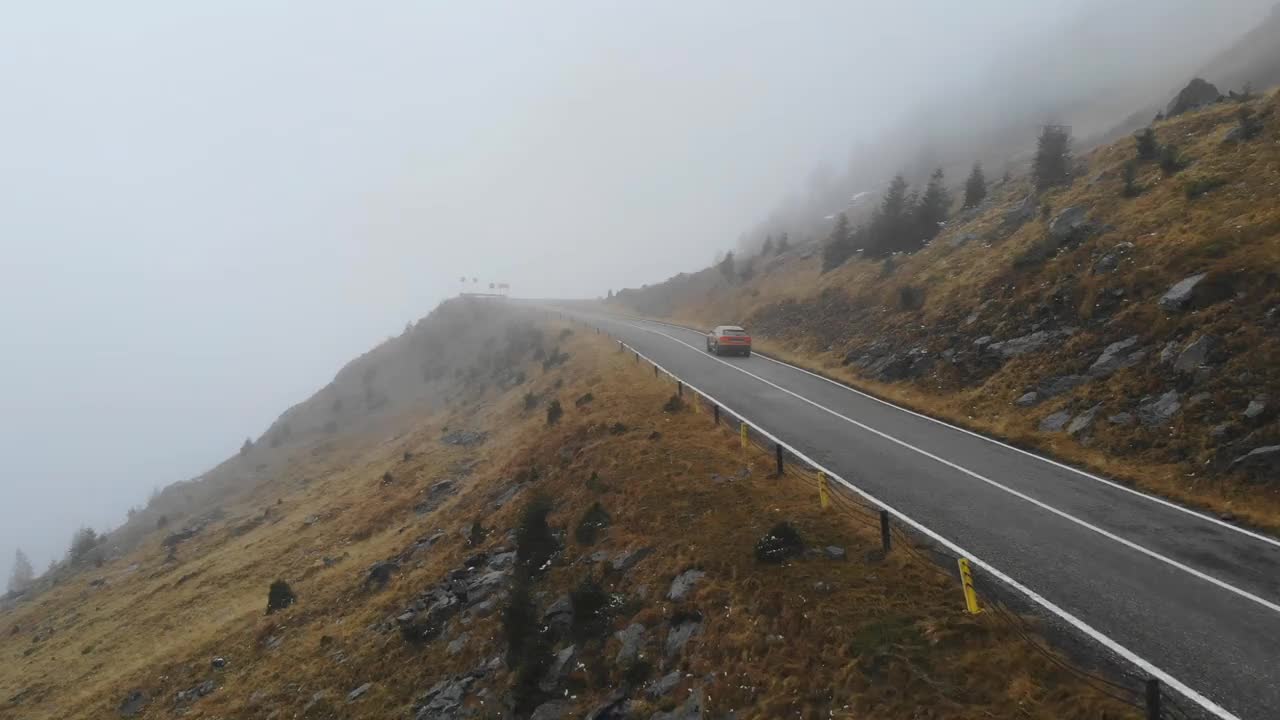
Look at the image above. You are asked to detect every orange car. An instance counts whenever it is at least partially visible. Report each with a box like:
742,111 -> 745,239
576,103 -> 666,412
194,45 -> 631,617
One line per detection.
706,325 -> 752,356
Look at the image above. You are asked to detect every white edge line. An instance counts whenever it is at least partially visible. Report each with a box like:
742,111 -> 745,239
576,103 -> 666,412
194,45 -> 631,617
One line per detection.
614,311 -> 1280,552
571,310 -> 1241,720
625,321 -> 1280,616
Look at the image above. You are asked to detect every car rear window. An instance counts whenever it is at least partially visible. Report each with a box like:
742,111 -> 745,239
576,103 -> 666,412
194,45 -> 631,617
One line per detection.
721,329 -> 748,336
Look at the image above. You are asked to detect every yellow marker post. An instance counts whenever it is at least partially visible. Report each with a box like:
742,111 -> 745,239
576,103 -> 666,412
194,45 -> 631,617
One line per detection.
739,422 -> 749,450
817,472 -> 831,509
958,558 -> 982,614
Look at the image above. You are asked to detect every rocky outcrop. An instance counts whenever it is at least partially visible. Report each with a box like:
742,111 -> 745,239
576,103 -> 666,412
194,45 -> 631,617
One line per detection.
1047,206 -> 1094,242
650,689 -> 704,720
1232,446 -> 1280,474
1139,391 -> 1182,426
1039,410 -> 1072,432
667,570 -> 705,602
1088,337 -> 1144,378
1166,78 -> 1222,117
1174,335 -> 1217,373
987,329 -> 1071,360
1159,274 -> 1207,312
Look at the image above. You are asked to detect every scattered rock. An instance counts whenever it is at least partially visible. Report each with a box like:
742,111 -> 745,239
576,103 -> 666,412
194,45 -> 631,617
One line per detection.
822,546 -> 846,561
1166,78 -> 1221,117
1039,410 -> 1072,432
1174,335 -> 1217,373
118,690 -> 148,717
1038,374 -> 1087,398
610,547 -> 654,574
650,688 -> 705,720
1159,273 -> 1207,312
1139,391 -> 1182,426
973,335 -> 993,347
1158,341 -> 1179,365
1047,206 -> 1093,242
346,683 -> 373,703
211,656 -> 227,670
1231,446 -> 1280,473
175,680 -> 216,706
441,430 -> 488,447
1067,404 -> 1103,437
1003,194 -> 1037,227
1088,337 -> 1142,377
531,700 -> 572,720
667,570 -> 706,602
1015,391 -> 1040,407
413,676 -> 474,720
615,622 -> 647,664
544,595 -> 574,635
646,670 -> 683,699
1245,397 -> 1268,420
950,232 -> 977,248
1109,412 -> 1135,426
986,330 -> 1064,359
539,645 -> 577,693
584,689 -> 631,720
666,614 -> 703,659
446,633 -> 468,656
415,480 -> 458,515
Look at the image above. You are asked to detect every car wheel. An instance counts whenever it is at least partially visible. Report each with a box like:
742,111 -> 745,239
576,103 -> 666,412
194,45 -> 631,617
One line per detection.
743,349 -> 751,357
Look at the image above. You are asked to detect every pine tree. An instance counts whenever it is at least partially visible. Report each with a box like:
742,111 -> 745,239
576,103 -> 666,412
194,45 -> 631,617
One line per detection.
821,213 -> 854,272
1134,128 -> 1158,161
717,251 -> 735,282
963,163 -> 987,208
915,168 -> 950,242
867,175 -> 914,256
1033,125 -> 1072,191
775,233 -> 790,254
69,527 -> 99,564
8,549 -> 34,593
761,236 -> 775,256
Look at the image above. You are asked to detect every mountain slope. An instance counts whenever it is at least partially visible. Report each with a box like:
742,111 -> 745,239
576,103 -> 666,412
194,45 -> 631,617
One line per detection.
1,305 -> 1140,719
610,90 -> 1280,530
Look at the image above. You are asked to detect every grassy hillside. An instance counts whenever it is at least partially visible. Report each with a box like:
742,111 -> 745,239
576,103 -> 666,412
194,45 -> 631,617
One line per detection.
610,90 -> 1280,531
1,306 -> 1139,719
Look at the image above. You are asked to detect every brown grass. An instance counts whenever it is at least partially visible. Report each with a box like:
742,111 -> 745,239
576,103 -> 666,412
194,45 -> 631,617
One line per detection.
0,321 -> 1140,719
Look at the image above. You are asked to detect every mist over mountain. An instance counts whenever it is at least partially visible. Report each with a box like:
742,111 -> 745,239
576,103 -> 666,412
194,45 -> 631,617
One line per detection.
738,0 -> 1278,252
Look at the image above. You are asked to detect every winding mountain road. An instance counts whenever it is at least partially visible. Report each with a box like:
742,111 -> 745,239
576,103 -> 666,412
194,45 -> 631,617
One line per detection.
559,308 -> 1280,720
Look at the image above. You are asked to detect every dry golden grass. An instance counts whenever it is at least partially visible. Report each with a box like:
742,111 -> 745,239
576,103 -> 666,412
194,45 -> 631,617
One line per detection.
617,89 -> 1280,532
0,321 -> 1140,719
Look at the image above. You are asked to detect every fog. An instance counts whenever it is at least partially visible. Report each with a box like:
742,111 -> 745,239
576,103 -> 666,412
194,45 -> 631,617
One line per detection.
1,1 -> 1272,582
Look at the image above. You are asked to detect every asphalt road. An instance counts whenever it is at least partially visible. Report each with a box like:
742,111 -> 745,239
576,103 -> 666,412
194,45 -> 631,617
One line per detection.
563,309 -> 1280,720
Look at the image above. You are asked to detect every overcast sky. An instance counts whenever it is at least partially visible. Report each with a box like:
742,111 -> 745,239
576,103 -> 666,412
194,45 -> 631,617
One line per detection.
0,1 -> 1267,581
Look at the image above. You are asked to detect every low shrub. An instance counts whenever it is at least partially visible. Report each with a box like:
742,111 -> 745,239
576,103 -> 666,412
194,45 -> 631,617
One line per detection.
662,395 -> 684,413
546,400 -> 563,425
266,580 -> 296,614
1185,176 -> 1229,200
754,522 -> 804,563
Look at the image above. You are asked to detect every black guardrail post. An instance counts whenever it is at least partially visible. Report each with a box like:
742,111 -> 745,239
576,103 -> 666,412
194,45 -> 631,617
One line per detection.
713,405 -> 720,425
634,351 -> 639,363
677,381 -> 683,397
880,510 -> 891,552
1145,679 -> 1161,720
775,443 -> 783,476
653,364 -> 658,377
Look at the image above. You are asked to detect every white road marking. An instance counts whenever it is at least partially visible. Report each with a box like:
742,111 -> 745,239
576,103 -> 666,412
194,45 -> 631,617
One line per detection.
625,313 -> 1280,551
613,317 -> 1280,616
583,314 -> 1242,720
